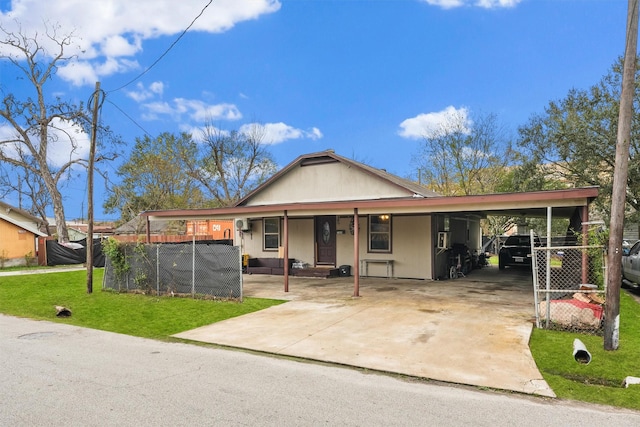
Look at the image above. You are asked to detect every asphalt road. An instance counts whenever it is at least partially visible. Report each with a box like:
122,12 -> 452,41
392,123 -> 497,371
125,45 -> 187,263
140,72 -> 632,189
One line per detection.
1,315 -> 639,427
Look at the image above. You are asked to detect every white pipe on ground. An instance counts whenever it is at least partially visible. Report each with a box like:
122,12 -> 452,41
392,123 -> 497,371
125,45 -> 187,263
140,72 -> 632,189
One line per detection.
573,338 -> 592,364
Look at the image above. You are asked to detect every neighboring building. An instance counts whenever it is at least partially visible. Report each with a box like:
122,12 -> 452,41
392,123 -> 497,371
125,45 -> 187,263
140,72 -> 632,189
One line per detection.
113,217 -> 186,243
186,220 -> 234,240
0,201 -> 47,267
140,150 -> 598,285
46,219 -> 115,240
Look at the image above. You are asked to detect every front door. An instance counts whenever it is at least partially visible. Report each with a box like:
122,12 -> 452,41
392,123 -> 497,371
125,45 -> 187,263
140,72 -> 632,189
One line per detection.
315,216 -> 336,265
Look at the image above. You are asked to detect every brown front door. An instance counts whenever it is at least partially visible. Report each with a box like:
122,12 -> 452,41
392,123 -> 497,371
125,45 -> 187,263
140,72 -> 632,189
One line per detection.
315,216 -> 336,265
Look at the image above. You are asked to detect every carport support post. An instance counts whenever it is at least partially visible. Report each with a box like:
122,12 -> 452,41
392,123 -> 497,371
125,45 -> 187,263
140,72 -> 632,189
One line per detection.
284,210 -> 289,293
581,205 -> 589,285
545,207 -> 552,328
353,208 -> 360,297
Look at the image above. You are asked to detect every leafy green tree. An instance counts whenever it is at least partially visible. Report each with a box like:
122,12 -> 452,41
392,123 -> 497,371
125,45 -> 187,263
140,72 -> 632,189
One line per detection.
104,132 -> 206,225
516,57 -> 640,223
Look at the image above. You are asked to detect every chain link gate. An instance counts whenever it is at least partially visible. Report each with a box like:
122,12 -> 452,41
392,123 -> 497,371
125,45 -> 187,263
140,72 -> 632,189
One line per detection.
531,230 -> 606,335
103,241 -> 242,300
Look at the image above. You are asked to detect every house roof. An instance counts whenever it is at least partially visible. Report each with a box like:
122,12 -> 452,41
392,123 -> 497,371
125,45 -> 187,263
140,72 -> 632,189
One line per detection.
139,150 -> 599,222
141,186 -> 599,221
0,200 -> 47,237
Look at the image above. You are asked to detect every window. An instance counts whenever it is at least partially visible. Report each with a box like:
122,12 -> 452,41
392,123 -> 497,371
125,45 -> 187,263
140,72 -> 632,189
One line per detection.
263,217 -> 280,251
369,214 -> 391,252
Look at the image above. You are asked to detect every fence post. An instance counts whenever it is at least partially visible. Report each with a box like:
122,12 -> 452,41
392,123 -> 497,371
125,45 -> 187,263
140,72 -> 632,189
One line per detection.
545,207 -> 552,328
156,244 -> 160,295
531,230 -> 540,329
192,233 -> 196,297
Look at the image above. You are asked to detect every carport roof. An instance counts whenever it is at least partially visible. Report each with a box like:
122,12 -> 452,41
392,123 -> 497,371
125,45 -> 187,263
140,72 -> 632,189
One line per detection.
140,186 -> 599,221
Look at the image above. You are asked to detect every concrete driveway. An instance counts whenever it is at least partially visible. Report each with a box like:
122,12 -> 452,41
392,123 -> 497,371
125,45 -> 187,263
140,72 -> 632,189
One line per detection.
174,266 -> 555,397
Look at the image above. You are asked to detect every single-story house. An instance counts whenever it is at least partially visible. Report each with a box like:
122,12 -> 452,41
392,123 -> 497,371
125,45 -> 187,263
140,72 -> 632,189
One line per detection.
140,150 -> 598,295
0,201 -> 48,267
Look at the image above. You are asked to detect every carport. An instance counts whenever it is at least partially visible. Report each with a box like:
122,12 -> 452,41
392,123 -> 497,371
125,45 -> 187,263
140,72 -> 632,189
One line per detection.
142,186 -> 599,297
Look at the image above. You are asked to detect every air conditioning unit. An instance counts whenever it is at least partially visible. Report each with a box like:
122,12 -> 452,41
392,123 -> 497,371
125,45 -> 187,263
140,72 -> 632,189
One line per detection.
437,231 -> 449,249
235,218 -> 251,231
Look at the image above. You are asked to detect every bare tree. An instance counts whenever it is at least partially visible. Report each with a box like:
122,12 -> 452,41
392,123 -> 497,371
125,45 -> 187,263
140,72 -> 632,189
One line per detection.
0,161 -> 51,224
413,111 -> 514,196
188,122 -> 278,207
0,22 -> 91,243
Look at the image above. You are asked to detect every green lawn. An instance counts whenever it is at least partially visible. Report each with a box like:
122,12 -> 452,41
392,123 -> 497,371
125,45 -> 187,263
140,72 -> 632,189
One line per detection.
0,268 -> 284,340
530,291 -> 640,410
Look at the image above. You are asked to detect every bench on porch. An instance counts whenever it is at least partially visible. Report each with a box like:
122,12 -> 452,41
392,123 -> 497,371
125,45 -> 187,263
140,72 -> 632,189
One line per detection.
246,258 -> 295,275
360,259 -> 394,278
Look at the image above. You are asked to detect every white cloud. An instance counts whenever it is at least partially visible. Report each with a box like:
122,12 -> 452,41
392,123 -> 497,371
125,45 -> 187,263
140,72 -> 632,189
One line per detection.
101,35 -> 142,57
0,0 -> 281,85
398,106 -> 471,139
424,0 -> 521,9
46,118 -> 90,167
141,98 -> 242,122
475,0 -> 521,8
126,81 -> 165,102
424,0 -> 465,9
56,61 -> 99,87
188,122 -> 321,145
0,118 -> 89,168
175,98 -> 242,122
240,122 -> 323,144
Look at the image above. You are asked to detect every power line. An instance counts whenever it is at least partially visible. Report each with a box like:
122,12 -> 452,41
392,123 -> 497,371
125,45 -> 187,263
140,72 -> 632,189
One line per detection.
107,0 -> 214,94
106,99 -> 153,137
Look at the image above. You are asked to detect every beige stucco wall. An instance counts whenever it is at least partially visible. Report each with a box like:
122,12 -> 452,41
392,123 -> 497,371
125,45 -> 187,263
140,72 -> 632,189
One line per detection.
237,218 -> 315,264
0,220 -> 37,261
238,214 -> 433,280
245,162 -> 413,206
380,215 -> 431,279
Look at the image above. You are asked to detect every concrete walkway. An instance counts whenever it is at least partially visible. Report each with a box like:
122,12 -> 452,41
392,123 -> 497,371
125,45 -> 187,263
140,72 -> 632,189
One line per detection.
0,265 -> 86,276
175,266 -> 555,397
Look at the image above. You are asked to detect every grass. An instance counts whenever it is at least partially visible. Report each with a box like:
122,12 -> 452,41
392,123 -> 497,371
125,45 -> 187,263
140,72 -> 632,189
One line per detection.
0,268 -> 284,340
529,291 -> 640,410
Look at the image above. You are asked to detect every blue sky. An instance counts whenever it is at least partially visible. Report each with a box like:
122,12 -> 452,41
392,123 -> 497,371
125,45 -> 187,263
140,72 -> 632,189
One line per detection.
0,0 -> 630,221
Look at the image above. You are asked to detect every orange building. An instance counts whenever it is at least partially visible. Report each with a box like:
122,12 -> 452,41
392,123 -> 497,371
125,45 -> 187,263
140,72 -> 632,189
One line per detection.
186,220 -> 234,241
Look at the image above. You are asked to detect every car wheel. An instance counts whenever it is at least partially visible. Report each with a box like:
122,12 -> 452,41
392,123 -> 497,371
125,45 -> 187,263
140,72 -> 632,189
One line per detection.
498,257 -> 505,270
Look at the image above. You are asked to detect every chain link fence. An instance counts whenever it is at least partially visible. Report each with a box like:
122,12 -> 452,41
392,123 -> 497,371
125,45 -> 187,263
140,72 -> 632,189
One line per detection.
532,234 -> 606,335
103,241 -> 242,300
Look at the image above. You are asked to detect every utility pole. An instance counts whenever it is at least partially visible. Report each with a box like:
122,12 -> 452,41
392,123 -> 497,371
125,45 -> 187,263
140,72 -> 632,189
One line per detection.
86,81 -> 101,294
605,0 -> 638,350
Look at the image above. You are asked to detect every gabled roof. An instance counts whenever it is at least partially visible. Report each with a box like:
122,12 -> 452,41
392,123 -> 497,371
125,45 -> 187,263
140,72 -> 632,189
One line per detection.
139,149 -> 599,222
235,150 -> 439,207
0,200 -> 47,237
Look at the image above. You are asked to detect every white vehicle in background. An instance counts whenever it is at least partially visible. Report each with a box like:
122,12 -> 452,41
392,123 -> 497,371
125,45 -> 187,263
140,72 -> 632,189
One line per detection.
622,240 -> 640,287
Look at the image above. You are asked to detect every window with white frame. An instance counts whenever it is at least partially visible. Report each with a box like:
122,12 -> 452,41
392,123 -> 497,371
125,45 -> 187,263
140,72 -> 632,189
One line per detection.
369,214 -> 391,252
263,217 -> 280,251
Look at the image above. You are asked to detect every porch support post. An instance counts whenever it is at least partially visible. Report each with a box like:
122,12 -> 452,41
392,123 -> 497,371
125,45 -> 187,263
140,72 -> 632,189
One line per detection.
353,208 -> 360,297
581,204 -> 589,285
284,210 -> 289,293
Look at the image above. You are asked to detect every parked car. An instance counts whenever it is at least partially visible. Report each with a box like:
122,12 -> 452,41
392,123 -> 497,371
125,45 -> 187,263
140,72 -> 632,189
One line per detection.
498,235 -> 539,270
622,240 -> 640,286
